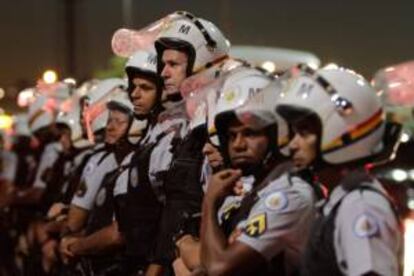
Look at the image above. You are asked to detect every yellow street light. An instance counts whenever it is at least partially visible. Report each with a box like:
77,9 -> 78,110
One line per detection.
0,114 -> 13,130
43,70 -> 58,84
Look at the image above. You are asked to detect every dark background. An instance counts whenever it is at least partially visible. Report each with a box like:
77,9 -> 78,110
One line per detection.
1,0 -> 413,111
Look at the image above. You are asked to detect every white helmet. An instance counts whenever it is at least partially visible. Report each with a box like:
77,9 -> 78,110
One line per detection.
125,49 -> 159,81
276,64 -> 385,165
372,60 -> 414,129
181,58 -> 246,132
155,11 -> 231,76
28,82 -> 72,133
236,78 -> 290,155
213,66 -> 275,155
83,78 -> 127,143
56,101 -> 90,148
27,95 -> 57,133
106,88 -> 146,142
125,49 -> 164,119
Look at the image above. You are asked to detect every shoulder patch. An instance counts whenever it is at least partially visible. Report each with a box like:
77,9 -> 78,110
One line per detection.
353,213 -> 379,238
264,191 -> 288,212
244,213 -> 267,237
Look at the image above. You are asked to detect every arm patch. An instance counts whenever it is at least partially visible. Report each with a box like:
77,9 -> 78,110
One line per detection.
244,213 -> 267,237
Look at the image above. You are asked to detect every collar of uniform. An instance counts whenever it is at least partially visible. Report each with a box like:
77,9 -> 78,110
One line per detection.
257,173 -> 291,198
322,185 -> 348,216
158,100 -> 188,122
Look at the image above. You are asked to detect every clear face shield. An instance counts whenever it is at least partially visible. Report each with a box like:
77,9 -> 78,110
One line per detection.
112,18 -> 166,58
373,60 -> 414,127
372,61 -> 414,160
82,87 -> 124,144
111,11 -> 207,58
235,78 -> 290,155
181,62 -> 249,146
182,77 -> 221,132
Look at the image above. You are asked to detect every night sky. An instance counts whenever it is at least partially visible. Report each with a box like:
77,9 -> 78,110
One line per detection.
1,0 -> 413,112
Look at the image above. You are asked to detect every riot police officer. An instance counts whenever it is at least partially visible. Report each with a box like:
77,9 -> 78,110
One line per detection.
150,12 -> 231,274
199,67 -> 319,276
112,48 -> 168,275
275,64 -> 402,276
60,87 -> 136,275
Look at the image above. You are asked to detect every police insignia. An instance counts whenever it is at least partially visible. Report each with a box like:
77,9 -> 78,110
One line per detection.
95,188 -> 106,206
76,180 -> 87,197
353,213 -> 379,238
224,90 -> 236,102
244,213 -> 267,237
264,191 -> 288,212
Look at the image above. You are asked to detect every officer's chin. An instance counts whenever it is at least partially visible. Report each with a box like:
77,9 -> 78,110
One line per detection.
104,135 -> 118,145
231,160 -> 260,176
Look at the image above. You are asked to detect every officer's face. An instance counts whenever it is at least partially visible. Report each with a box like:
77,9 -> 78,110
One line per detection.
104,110 -> 130,144
130,76 -> 157,116
160,49 -> 188,95
227,120 -> 269,173
288,125 -> 318,170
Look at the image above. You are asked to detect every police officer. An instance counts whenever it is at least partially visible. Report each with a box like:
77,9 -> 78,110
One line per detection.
12,85 -> 70,207
149,11 -> 231,274
199,66 -> 319,276
13,86 -> 71,275
112,49 -> 168,275
61,89 -> 136,275
59,78 -> 129,262
275,64 -> 402,276
0,131 -> 17,207
38,95 -> 96,274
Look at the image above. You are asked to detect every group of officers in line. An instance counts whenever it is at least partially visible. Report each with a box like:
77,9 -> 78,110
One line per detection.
0,10 -> 404,276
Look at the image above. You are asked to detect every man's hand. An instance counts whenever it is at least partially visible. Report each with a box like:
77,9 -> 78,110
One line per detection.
202,143 -> 224,170
228,228 -> 242,245
173,258 -> 192,276
41,239 -> 58,272
59,236 -> 78,264
47,202 -> 67,219
205,169 -> 242,204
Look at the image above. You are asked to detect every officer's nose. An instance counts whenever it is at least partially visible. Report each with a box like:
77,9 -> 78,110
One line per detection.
161,64 -> 170,79
288,133 -> 300,153
131,88 -> 142,101
106,120 -> 117,132
232,133 -> 247,152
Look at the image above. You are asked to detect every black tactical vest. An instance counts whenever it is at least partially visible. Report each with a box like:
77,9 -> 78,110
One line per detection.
40,152 -> 72,213
153,128 -> 207,265
163,127 -> 207,204
114,135 -> 166,264
60,146 -> 98,205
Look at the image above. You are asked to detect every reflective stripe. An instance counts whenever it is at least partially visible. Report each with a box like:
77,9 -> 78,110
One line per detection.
322,109 -> 384,153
